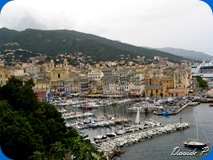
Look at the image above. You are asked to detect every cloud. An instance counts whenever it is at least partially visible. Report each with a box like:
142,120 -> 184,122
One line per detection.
0,0 -> 213,55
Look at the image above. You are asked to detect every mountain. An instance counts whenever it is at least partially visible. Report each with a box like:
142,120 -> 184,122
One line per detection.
0,28 -> 185,63
157,47 -> 213,62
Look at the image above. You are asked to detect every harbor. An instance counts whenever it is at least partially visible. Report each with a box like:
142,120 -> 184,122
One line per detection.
98,122 -> 190,159
49,95 -> 212,160
119,103 -> 213,160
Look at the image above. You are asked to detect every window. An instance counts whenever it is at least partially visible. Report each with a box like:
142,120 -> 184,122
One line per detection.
0,74 -> 2,78
58,74 -> 60,78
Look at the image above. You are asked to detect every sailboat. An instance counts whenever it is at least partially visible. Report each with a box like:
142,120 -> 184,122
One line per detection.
133,108 -> 144,130
183,117 -> 208,149
135,108 -> 141,125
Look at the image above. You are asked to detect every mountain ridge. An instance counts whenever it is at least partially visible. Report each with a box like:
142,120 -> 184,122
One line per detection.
0,28 -> 185,63
157,47 -> 213,62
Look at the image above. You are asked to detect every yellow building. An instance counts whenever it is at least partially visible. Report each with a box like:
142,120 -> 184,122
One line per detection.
0,67 -> 9,86
145,77 -> 164,97
163,68 -> 190,97
49,59 -> 69,93
162,75 -> 174,97
33,78 -> 50,91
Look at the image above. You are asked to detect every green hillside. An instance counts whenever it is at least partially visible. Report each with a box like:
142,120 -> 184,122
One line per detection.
0,28 -> 185,62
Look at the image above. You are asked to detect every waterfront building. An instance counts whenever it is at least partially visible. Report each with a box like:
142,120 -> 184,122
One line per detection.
162,75 -> 174,97
64,77 -> 79,94
79,76 -> 90,96
102,67 -> 117,94
115,70 -> 131,95
128,70 -> 145,96
145,76 -> 164,97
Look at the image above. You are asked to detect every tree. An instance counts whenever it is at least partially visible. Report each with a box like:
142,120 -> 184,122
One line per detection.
0,76 -> 38,111
0,77 -> 106,160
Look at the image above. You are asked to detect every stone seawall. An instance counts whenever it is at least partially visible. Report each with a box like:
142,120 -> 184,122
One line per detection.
99,122 -> 190,160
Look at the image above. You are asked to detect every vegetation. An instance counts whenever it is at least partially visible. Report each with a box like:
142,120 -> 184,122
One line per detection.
0,77 -> 106,160
0,28 -> 185,63
195,76 -> 208,88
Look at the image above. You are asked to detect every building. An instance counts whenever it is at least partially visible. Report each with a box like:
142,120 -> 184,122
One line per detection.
50,59 -> 69,94
0,67 -> 9,86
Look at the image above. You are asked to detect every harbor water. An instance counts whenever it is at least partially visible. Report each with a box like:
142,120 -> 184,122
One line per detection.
118,103 -> 213,160
65,100 -> 213,160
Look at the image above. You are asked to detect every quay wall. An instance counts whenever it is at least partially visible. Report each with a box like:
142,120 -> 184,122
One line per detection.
99,122 -> 190,160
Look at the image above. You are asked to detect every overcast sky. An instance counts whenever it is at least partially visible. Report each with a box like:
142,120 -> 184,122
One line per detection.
0,0 -> 213,55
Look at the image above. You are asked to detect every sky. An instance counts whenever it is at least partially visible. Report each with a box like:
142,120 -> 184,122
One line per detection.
0,0 -> 213,56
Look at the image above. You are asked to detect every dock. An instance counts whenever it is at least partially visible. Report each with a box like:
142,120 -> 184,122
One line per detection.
153,101 -> 192,116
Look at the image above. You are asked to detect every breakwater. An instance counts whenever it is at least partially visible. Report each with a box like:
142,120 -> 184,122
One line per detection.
98,122 -> 190,160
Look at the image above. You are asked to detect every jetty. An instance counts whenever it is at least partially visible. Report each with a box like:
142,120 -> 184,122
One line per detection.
98,122 -> 190,160
153,101 -> 192,116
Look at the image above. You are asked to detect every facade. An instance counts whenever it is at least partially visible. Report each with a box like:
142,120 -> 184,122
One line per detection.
24,65 -> 41,75
128,70 -> 145,96
0,67 -> 9,86
49,59 -> 69,94
145,76 -> 164,97
87,70 -> 104,81
33,78 -> 50,91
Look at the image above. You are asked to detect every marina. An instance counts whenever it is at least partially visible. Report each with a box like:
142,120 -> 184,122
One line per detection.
49,95 -> 213,159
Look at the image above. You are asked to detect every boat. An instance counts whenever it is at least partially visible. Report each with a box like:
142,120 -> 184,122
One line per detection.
134,108 -> 141,125
128,102 -> 156,113
183,114 -> 208,149
183,140 -> 207,149
209,104 -> 213,107
191,60 -> 213,78
106,132 -> 116,137
188,102 -> 200,106
94,135 -> 107,140
115,129 -> 126,135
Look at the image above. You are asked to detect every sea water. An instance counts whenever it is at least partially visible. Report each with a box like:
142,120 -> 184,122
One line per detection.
118,104 -> 213,160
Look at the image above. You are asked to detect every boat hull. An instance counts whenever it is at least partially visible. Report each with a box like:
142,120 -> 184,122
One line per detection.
184,141 -> 207,149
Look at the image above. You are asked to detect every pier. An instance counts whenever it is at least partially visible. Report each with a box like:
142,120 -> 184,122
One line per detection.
153,101 -> 192,116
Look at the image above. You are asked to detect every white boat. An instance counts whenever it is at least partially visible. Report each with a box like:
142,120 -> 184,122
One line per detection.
183,115 -> 208,148
106,132 -> 116,137
128,102 -> 156,113
191,60 -> 213,78
115,129 -> 126,135
188,102 -> 200,106
135,108 -> 141,125
94,135 -> 107,140
184,140 -> 207,148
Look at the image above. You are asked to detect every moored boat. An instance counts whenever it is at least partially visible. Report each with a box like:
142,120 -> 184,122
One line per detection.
209,104 -> 213,107
106,132 -> 117,137
183,140 -> 207,149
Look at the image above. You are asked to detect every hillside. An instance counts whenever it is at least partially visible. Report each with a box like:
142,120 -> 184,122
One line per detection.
0,28 -> 185,63
157,47 -> 213,62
